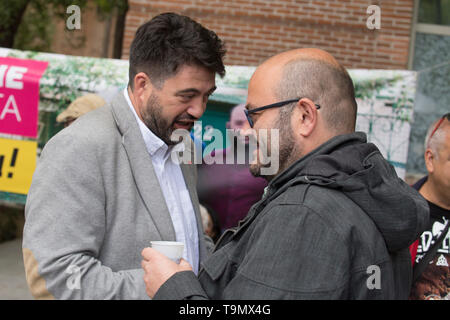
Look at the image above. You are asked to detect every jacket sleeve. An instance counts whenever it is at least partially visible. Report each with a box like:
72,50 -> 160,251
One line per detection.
153,203 -> 352,300
154,271 -> 209,300
22,131 -> 148,300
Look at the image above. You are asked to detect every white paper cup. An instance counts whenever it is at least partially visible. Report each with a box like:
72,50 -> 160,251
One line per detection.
150,241 -> 184,264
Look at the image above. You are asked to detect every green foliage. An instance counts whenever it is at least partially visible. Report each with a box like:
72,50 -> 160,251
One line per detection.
95,0 -> 128,14
10,0 -> 127,52
0,0 -> 29,33
354,77 -> 400,100
14,1 -> 55,52
353,76 -> 413,123
0,0 -> 29,47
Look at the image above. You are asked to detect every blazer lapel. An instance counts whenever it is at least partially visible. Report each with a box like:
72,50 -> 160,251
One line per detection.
109,91 -> 176,241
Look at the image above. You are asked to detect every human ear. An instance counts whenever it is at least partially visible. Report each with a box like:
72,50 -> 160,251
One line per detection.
424,149 -> 435,174
293,98 -> 318,137
132,72 -> 152,103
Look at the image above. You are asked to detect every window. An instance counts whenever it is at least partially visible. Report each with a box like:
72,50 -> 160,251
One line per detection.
406,0 -> 450,177
418,0 -> 450,26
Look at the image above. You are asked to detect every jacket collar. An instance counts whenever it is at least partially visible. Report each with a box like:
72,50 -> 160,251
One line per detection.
269,132 -> 367,192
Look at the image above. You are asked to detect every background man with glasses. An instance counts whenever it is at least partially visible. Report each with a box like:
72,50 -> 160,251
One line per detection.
197,104 -> 268,234
409,113 -> 450,300
142,48 -> 429,299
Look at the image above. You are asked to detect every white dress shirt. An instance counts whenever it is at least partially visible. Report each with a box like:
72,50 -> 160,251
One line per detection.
124,88 -> 199,274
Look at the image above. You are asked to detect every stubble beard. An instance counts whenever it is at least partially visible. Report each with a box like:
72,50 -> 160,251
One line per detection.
249,114 -> 297,181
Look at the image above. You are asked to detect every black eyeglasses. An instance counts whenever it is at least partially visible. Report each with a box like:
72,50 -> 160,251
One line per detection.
244,98 -> 321,128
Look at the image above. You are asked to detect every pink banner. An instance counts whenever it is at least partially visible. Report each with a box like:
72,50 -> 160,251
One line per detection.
0,57 -> 48,138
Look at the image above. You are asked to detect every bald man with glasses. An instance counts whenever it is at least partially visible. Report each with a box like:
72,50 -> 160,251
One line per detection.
141,48 -> 429,300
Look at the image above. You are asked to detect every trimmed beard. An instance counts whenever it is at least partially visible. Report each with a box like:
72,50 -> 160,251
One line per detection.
249,111 -> 298,180
140,92 -> 195,146
140,92 -> 175,146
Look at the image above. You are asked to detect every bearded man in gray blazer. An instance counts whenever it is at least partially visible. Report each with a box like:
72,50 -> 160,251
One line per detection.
22,12 -> 226,299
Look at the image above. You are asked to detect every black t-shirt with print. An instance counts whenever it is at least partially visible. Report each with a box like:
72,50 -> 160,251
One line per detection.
410,177 -> 450,300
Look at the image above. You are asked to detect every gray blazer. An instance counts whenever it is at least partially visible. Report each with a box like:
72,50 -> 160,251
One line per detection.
22,92 -> 213,299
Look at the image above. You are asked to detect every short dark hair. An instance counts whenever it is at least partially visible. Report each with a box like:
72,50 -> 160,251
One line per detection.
276,58 -> 357,134
129,12 -> 226,89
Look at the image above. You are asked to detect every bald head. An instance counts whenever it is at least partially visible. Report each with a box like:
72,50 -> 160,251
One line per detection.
421,114 -> 450,209
254,48 -> 357,134
261,48 -> 342,68
425,115 -> 450,157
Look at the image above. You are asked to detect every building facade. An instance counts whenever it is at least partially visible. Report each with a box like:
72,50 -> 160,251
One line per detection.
122,0 -> 414,69
122,0 -> 449,179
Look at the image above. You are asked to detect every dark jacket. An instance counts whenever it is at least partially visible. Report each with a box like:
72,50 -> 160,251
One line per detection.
155,132 -> 430,299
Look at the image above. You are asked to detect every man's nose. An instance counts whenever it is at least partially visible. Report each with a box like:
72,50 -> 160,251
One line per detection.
187,97 -> 206,120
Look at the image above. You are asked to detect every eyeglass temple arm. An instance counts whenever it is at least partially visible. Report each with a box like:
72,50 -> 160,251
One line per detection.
248,99 -> 320,114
